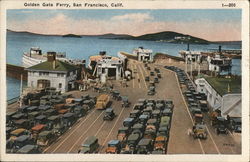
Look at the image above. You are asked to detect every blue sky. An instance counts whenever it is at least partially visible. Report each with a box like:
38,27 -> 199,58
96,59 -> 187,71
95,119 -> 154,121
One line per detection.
7,9 -> 241,41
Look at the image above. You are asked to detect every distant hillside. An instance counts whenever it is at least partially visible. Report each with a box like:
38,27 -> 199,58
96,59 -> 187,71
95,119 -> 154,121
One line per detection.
96,33 -> 133,39
117,31 -> 210,44
62,34 -> 81,38
7,29 -> 60,36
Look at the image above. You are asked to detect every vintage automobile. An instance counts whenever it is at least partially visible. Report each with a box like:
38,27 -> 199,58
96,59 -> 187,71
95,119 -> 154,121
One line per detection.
159,116 -> 171,129
138,114 -> 149,125
9,135 -> 34,153
111,90 -> 121,101
27,111 -> 40,121
147,119 -> 159,128
16,145 -> 41,154
132,123 -> 145,134
154,136 -> 167,153
103,108 -> 116,121
157,126 -> 169,137
10,128 -> 30,140
191,124 -> 208,139
150,71 -> 155,76
121,133 -> 140,154
157,73 -> 161,78
229,118 -> 241,133
35,115 -> 47,125
136,138 -> 153,154
144,125 -> 157,140
11,113 -> 27,121
199,100 -> 209,112
123,118 -> 135,128
78,136 -> 99,153
145,76 -> 150,82
62,112 -> 76,127
121,96 -> 131,108
155,103 -> 164,110
147,86 -> 155,96
31,124 -> 46,140
47,115 -> 61,130
154,77 -> 159,83
137,99 -> 147,105
73,106 -> 86,118
27,106 -> 39,113
117,127 -> 129,142
130,110 -> 141,119
162,108 -> 172,117
13,119 -> 31,129
152,110 -> 161,119
95,94 -> 110,110
133,103 -> 144,111
105,140 -> 121,154
37,130 -> 56,147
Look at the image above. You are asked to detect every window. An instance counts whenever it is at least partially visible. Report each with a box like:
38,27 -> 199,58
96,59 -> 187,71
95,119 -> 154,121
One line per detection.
59,83 -> 62,88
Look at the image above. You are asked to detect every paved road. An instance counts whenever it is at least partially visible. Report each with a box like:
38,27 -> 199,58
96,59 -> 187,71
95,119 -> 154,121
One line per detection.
42,60 -> 240,154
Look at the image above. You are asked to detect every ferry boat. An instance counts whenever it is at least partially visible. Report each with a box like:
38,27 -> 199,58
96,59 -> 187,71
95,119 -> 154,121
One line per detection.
22,47 -> 68,68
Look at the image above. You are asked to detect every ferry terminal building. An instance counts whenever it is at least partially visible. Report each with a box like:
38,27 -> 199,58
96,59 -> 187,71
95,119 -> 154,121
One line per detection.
26,53 -> 79,93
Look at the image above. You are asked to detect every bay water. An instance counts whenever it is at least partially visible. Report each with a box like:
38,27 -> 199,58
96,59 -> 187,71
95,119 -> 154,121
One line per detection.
6,31 -> 241,100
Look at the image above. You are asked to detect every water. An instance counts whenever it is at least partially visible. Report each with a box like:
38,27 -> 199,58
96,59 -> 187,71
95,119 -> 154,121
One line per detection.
6,31 -> 241,100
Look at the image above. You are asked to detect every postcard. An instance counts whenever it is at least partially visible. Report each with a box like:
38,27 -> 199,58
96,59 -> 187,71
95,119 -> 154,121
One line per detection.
0,0 -> 249,161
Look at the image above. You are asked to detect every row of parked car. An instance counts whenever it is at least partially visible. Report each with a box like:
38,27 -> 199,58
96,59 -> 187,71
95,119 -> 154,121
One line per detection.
105,98 -> 174,154
6,88 -> 97,154
145,66 -> 162,96
165,66 -> 241,137
165,66 -> 209,139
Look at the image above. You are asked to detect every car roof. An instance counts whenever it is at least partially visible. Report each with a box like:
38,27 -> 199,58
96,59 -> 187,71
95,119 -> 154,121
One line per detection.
128,133 -> 140,141
124,117 -> 134,122
82,136 -> 98,146
16,135 -> 29,142
138,138 -> 151,146
108,140 -> 120,145
17,145 -> 36,153
39,131 -> 52,137
35,115 -> 46,120
38,105 -> 51,110
63,112 -> 74,118
106,108 -> 113,112
48,115 -> 60,120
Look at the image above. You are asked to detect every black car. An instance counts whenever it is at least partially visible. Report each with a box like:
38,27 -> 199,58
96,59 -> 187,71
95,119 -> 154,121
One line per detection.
103,108 -> 116,121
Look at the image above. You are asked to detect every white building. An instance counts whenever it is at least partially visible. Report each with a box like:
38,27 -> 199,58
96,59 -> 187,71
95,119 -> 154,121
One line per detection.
195,77 -> 241,118
133,47 -> 153,62
207,55 -> 232,73
89,53 -> 124,81
26,53 -> 79,93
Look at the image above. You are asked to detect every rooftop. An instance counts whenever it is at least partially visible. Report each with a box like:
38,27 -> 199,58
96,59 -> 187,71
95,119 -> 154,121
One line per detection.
27,60 -> 78,72
204,76 -> 241,96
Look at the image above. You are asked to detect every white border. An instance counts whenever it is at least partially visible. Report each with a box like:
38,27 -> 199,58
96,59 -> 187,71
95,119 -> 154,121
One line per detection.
0,0 -> 249,161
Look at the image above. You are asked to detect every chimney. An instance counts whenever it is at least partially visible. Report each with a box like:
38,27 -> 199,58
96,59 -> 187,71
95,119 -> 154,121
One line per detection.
47,52 -> 57,69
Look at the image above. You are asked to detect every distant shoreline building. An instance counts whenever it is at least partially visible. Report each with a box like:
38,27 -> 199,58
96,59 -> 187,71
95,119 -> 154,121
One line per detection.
26,52 -> 79,93
88,51 -> 124,82
133,47 -> 153,62
195,76 -> 241,118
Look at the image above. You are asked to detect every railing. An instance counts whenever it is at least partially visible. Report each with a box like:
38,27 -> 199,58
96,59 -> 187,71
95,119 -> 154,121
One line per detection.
7,96 -> 19,105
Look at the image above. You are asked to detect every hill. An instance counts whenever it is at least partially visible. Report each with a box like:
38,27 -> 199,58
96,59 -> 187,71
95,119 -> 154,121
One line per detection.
62,34 -> 81,38
117,31 -> 210,44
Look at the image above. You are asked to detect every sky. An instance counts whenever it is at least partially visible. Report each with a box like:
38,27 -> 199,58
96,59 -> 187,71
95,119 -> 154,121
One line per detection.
7,9 -> 241,41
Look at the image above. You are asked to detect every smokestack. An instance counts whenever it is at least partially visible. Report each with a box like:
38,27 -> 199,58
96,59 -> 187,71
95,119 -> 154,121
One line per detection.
219,45 -> 222,53
187,43 -> 190,51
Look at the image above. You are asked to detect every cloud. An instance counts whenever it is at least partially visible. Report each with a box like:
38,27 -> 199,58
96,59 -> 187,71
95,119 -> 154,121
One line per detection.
7,13 -> 241,41
111,13 -> 153,22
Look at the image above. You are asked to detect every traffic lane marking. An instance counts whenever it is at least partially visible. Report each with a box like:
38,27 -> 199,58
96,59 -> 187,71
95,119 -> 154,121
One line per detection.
67,111 -> 105,153
44,109 -> 97,153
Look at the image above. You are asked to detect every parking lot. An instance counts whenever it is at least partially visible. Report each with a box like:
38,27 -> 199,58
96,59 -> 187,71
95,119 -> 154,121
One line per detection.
7,59 -> 241,154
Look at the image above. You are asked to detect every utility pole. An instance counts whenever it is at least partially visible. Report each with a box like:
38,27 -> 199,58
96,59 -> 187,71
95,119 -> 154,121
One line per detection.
19,74 -> 23,107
